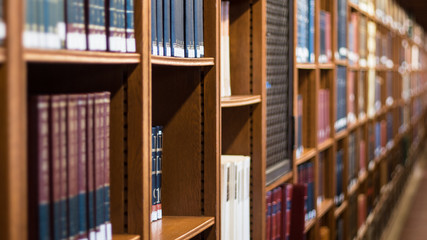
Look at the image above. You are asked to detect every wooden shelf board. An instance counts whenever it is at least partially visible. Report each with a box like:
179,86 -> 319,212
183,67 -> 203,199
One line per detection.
113,234 -> 140,240
348,65 -> 360,70
318,63 -> 335,69
318,138 -> 334,151
358,170 -> 368,183
24,49 -> 141,64
334,201 -> 348,218
221,95 -> 262,108
304,218 -> 316,233
317,199 -> 333,218
335,130 -> 348,140
296,63 -> 316,69
266,171 -> 293,192
296,148 -> 316,165
150,216 -> 215,240
347,180 -> 359,197
151,55 -> 214,66
335,59 -> 348,66
348,120 -> 359,131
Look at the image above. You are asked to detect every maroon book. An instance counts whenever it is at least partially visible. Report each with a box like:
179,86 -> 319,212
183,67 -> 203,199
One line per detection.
381,120 -> 387,149
86,94 -> 96,238
103,92 -> 112,239
290,184 -> 305,240
266,191 -> 272,240
58,95 -> 69,238
77,95 -> 88,238
358,194 -> 367,228
274,188 -> 282,240
29,95 -> 50,240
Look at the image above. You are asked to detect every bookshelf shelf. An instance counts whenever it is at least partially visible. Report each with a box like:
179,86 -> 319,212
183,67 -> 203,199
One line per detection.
24,49 -> 141,64
150,216 -> 215,240
318,138 -> 334,151
317,199 -> 334,219
304,218 -> 316,233
335,60 -> 348,66
359,171 -> 368,183
220,95 -> 262,108
112,234 -> 141,240
296,63 -> 316,69
151,55 -> 215,67
318,63 -> 335,69
334,201 -> 348,218
296,148 -> 317,165
347,181 -> 359,197
265,171 -> 293,192
335,130 -> 348,140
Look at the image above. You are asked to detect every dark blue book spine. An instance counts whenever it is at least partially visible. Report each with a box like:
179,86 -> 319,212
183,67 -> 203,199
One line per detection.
308,0 -> 314,63
194,0 -> 203,58
156,126 -> 163,219
184,0 -> 195,57
171,0 -> 185,57
151,0 -> 158,54
151,127 -> 157,221
125,0 -> 136,52
319,11 -> 326,61
37,0 -> 45,47
163,0 -> 171,56
108,0 -> 118,51
156,0 -> 163,55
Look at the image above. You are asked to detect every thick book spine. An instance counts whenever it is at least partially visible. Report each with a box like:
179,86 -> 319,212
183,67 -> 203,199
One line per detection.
108,0 -> 119,51
290,184 -> 305,240
151,0 -> 157,54
308,0 -> 314,63
151,127 -> 158,221
86,94 -> 96,240
125,0 -> 136,52
29,96 -> 51,240
156,0 -> 164,55
171,0 -> 185,57
88,0 -> 107,50
67,95 -> 80,240
103,93 -> 112,240
77,95 -> 88,239
163,0 -> 171,56
337,0 -> 347,59
194,0 -> 203,58
94,93 -> 106,239
58,96 -> 69,239
156,126 -> 163,219
46,0 -> 60,49
184,0 -> 195,57
67,0 -> 87,50
24,0 -> 39,47
36,0 -> 46,48
319,11 -> 326,62
49,96 -> 62,240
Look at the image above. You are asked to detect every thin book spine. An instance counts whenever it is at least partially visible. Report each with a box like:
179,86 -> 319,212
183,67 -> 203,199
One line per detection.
151,0 -> 157,55
156,126 -> 163,219
184,0 -> 195,57
87,94 -> 96,240
194,0 -> 203,58
171,0 -> 185,57
58,95 -> 69,239
163,0 -> 171,56
104,93 -> 112,240
151,127 -> 158,221
77,95 -> 88,239
125,0 -> 136,52
156,0 -> 164,55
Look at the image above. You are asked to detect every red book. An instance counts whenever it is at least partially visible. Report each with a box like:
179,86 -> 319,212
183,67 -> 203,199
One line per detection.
58,95 -> 68,239
266,191 -> 272,240
272,197 -> 277,240
274,188 -> 282,240
325,90 -> 330,139
103,92 -> 112,239
290,184 -> 305,240
29,96 -> 51,240
281,186 -> 287,240
325,13 -> 331,61
358,194 -> 367,228
349,71 -> 356,121
285,185 -> 292,240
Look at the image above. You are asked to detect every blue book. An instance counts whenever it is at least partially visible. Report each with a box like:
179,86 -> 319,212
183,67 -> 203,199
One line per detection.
194,0 -> 204,57
185,0 -> 195,57
163,0 -> 171,56
375,122 -> 380,156
308,0 -> 314,63
126,0 -> 136,52
171,0 -> 185,57
337,0 -> 347,59
151,0 -> 157,54
151,127 -> 158,221
157,0 -> 164,55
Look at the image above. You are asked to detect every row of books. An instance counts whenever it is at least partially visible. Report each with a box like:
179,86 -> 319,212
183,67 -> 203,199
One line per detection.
335,149 -> 344,206
220,1 -> 231,97
151,0 -> 204,58
29,92 -> 112,240
24,0 -> 136,52
220,155 -> 250,240
297,162 -> 316,222
296,0 -> 315,63
151,126 -> 163,222
335,66 -> 347,132
318,89 -> 330,144
265,184 -> 308,240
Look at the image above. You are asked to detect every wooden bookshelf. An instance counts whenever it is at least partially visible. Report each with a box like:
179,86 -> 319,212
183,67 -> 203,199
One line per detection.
150,216 -> 215,240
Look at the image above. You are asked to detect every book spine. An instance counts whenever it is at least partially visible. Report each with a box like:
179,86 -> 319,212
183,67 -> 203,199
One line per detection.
29,96 -> 51,240
103,93 -> 112,240
171,0 -> 185,57
156,126 -> 163,219
24,0 -> 39,48
194,0 -> 204,58
125,0 -> 136,52
86,94 -> 96,240
57,0 -> 66,48
37,0 -> 46,48
94,93 -> 106,239
156,0 -> 163,55
119,0 -> 126,52
151,0 -> 157,54
108,0 -> 118,51
151,127 -> 158,221
308,0 -> 314,63
67,0 -> 87,50
50,96 -> 62,240
285,185 -> 292,240
77,96 -> 88,238
184,0 -> 195,57
266,191 -> 271,240
58,96 -> 69,239
47,0 -> 60,49
337,0 -> 347,59
163,0 -> 171,56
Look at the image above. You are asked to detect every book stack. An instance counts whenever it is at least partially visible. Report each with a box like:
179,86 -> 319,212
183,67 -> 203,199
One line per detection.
24,0 -> 136,52
335,66 -> 347,132
336,0 -> 347,60
335,149 -> 344,206
296,95 -> 303,158
220,1 -> 231,97
319,10 -> 331,63
297,162 -> 316,222
318,89 -> 330,143
151,126 -> 163,222
266,184 -> 291,240
151,0 -> 204,58
221,155 -> 250,240
348,132 -> 357,189
28,92 -> 112,240
296,0 -> 315,63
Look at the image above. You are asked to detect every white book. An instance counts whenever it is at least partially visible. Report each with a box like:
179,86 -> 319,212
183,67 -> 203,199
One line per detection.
242,156 -> 251,240
221,158 -> 233,240
234,157 -> 244,240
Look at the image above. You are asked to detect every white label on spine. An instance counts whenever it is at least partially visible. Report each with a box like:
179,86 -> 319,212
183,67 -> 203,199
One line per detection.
127,38 -> 136,52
